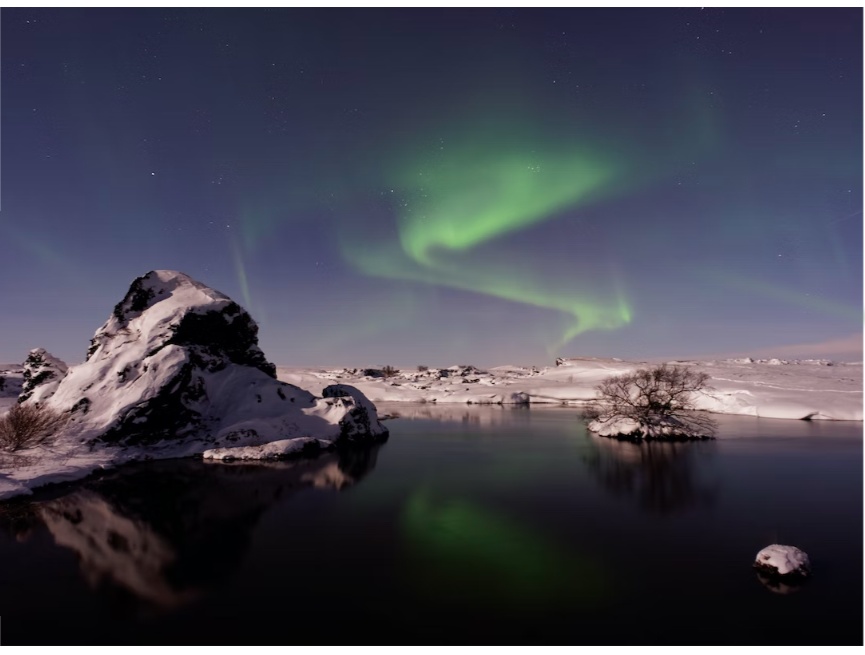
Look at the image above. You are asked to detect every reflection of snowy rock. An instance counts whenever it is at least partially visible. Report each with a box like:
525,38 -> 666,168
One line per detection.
377,403 -> 527,426
754,544 -> 811,578
7,445 -> 382,610
39,490 -> 189,607
756,571 -> 806,595
19,348 -> 68,404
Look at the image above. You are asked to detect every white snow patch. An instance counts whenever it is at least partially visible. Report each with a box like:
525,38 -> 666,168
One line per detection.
203,437 -> 328,461
754,544 -> 811,576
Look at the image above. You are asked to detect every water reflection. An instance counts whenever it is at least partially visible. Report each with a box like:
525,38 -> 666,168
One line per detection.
583,436 -> 717,514
379,402 -> 530,426
401,490 -> 608,608
0,445 -> 383,610
755,571 -> 807,595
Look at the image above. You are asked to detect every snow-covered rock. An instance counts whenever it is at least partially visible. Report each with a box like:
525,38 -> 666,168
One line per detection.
753,544 -> 811,578
0,270 -> 387,498
18,348 -> 68,404
203,437 -> 326,461
587,415 -> 713,440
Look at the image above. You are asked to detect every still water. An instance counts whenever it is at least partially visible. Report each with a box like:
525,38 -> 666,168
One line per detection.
0,405 -> 861,645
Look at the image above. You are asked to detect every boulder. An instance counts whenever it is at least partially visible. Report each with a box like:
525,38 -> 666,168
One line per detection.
322,383 -> 388,441
753,544 -> 811,578
33,270 -> 388,452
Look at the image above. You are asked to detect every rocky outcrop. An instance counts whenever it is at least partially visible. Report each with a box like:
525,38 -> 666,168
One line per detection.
18,348 -> 68,404
753,544 -> 811,579
31,270 -> 387,453
322,384 -> 388,441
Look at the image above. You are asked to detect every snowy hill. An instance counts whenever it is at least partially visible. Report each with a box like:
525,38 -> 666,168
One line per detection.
0,271 -> 387,499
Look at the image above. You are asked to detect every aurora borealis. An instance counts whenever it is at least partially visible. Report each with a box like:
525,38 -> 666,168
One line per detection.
1,8 -> 861,366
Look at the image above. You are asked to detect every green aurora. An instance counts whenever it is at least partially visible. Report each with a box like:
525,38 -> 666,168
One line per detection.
340,131 -> 635,350
401,490 -> 608,607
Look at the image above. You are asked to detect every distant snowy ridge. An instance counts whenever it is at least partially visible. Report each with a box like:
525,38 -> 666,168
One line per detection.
18,348 -> 68,404
277,357 -> 862,422
0,270 -> 387,500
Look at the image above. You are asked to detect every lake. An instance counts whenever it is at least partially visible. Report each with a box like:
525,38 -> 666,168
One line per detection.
0,404 -> 861,645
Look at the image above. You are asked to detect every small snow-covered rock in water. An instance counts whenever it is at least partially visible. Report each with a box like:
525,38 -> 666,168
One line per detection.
587,415 -> 713,441
321,383 -> 388,440
753,544 -> 811,578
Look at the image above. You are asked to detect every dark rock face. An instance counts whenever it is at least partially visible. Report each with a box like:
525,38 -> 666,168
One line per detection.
99,359 -> 205,446
18,348 -> 68,404
112,274 -> 158,321
362,368 -> 385,378
165,303 -> 275,378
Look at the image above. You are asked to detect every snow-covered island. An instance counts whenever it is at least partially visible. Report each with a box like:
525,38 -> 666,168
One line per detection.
0,271 -> 388,500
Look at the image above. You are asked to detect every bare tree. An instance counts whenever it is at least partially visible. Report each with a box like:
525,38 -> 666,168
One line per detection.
584,364 -> 717,439
0,403 -> 67,452
381,365 -> 399,379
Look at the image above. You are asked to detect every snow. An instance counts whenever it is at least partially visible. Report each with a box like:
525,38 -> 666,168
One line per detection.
0,270 -> 858,501
754,544 -> 811,577
277,357 -> 862,421
0,270 -> 387,500
203,436 -> 327,461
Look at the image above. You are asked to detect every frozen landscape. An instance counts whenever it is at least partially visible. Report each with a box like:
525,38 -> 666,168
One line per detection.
2,339 -> 860,501
0,271 -> 388,500
277,356 -> 863,421
0,272 -> 859,645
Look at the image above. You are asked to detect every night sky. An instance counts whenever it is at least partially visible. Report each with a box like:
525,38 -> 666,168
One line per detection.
2,8 -> 862,367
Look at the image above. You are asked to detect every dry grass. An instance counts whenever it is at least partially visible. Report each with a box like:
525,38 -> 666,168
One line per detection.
0,403 -> 67,452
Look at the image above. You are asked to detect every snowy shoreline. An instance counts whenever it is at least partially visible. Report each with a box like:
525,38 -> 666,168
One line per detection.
0,354 -> 860,502
277,357 -> 863,422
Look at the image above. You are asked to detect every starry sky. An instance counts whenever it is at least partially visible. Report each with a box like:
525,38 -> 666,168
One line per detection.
1,8 -> 862,367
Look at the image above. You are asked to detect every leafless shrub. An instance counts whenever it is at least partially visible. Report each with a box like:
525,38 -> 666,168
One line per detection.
0,403 -> 67,452
381,365 -> 399,379
584,364 -> 717,438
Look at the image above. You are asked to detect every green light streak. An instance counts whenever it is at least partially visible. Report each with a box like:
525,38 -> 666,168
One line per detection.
344,236 -> 631,349
401,491 -> 608,607
340,128 -> 634,348
396,148 -> 613,264
230,238 -> 254,313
